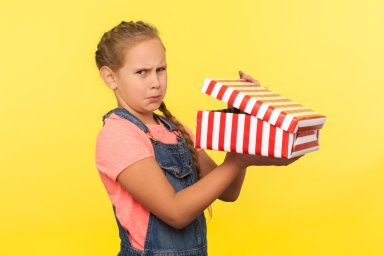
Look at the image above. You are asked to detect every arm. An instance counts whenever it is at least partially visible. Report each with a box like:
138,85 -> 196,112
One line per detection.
117,153 -> 299,230
198,150 -> 246,202
116,155 -> 245,229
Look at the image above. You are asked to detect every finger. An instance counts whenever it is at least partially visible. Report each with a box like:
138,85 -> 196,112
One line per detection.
238,71 -> 260,86
245,76 -> 260,86
253,79 -> 261,86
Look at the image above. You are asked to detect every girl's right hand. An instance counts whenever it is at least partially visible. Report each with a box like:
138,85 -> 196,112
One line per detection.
224,152 -> 301,169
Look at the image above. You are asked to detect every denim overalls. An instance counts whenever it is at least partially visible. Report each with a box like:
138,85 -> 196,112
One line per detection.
102,108 -> 207,256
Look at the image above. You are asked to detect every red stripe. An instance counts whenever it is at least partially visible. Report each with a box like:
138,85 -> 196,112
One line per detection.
227,90 -> 239,106
251,101 -> 263,116
297,131 -> 316,138
268,125 -> 276,157
239,96 -> 250,112
243,114 -> 251,154
263,106 -> 274,122
297,124 -> 324,132
287,117 -> 298,133
216,85 -> 228,100
207,111 -> 215,149
195,111 -> 202,148
282,131 -> 289,158
275,112 -> 287,128
230,114 -> 239,152
205,80 -> 217,95
218,112 -> 226,151
256,119 -> 263,155
293,140 -> 319,152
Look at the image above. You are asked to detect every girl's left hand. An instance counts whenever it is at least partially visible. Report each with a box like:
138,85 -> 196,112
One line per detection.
239,70 -> 260,86
227,70 -> 261,110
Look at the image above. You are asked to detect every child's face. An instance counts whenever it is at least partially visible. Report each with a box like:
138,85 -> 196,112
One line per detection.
114,38 -> 167,121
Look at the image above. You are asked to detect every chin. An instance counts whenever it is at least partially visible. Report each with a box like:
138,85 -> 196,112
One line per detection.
148,103 -> 162,112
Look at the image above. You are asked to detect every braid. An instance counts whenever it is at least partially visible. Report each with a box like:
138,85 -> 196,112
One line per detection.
159,102 -> 212,218
159,102 -> 201,179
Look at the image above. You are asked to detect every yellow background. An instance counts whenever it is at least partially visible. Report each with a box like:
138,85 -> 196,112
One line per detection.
1,0 -> 383,255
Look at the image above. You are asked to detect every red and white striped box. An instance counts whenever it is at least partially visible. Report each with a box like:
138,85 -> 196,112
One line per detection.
195,78 -> 326,158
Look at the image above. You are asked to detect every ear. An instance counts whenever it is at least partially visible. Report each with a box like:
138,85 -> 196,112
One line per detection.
99,66 -> 118,90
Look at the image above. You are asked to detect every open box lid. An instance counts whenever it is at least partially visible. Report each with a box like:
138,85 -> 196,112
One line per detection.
201,78 -> 326,133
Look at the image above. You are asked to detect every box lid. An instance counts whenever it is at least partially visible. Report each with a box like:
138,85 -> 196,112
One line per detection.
201,78 -> 326,133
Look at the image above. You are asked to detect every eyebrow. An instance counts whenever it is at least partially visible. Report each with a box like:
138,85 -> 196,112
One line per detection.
133,64 -> 167,70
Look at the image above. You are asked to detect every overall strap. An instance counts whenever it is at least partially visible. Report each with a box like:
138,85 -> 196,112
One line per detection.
153,113 -> 178,132
102,107 -> 149,133
102,107 -> 179,133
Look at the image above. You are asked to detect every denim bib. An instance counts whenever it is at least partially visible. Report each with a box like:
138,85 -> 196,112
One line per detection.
102,108 -> 207,256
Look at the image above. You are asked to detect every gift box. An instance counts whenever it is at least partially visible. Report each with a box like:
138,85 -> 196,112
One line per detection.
195,78 -> 326,158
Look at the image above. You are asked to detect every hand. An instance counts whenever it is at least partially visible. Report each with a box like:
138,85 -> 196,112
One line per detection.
227,71 -> 261,110
225,152 -> 301,169
239,70 -> 261,86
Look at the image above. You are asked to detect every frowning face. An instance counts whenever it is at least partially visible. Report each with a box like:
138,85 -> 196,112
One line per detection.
113,38 -> 167,124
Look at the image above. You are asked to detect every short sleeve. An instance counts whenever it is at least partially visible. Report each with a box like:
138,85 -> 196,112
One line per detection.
95,114 -> 154,181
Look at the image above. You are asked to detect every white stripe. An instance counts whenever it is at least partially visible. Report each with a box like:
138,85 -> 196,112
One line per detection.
256,103 -> 269,119
269,101 -> 298,106
244,97 -> 257,113
200,111 -> 209,149
248,116 -> 257,155
222,82 -> 256,86
212,112 -> 221,150
201,79 -> 212,93
290,111 -> 320,117
287,133 -> 294,157
298,117 -> 326,127
224,113 -> 233,152
290,146 -> 319,158
281,114 -> 294,131
295,133 -> 318,145
210,83 -> 223,98
221,88 -> 234,104
247,95 -> 286,101
269,109 -> 281,125
279,106 -> 307,111
226,86 -> 267,91
245,91 -> 275,96
232,93 -> 245,109
261,122 -> 269,156
236,114 -> 245,153
274,128 -> 283,158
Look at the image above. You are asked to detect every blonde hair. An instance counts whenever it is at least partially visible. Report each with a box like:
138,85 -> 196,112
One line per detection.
95,21 -> 162,71
95,21 -> 202,181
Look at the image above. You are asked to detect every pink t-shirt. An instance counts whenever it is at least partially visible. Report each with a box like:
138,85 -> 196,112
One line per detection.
95,112 -> 197,250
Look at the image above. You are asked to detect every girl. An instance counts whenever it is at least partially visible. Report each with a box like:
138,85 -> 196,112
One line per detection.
95,20 -> 298,256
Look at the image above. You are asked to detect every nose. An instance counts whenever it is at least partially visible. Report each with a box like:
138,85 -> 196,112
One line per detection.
150,73 -> 161,89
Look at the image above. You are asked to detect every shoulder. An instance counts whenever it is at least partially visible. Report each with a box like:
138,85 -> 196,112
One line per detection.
95,113 -> 154,180
97,113 -> 147,142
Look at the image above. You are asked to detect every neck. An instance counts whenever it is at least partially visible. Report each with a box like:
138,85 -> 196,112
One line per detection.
117,103 -> 159,125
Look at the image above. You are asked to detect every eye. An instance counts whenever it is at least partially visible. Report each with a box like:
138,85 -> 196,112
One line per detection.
156,67 -> 167,72
136,70 -> 146,75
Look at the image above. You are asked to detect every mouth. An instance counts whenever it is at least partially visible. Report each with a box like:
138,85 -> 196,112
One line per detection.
146,95 -> 162,102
